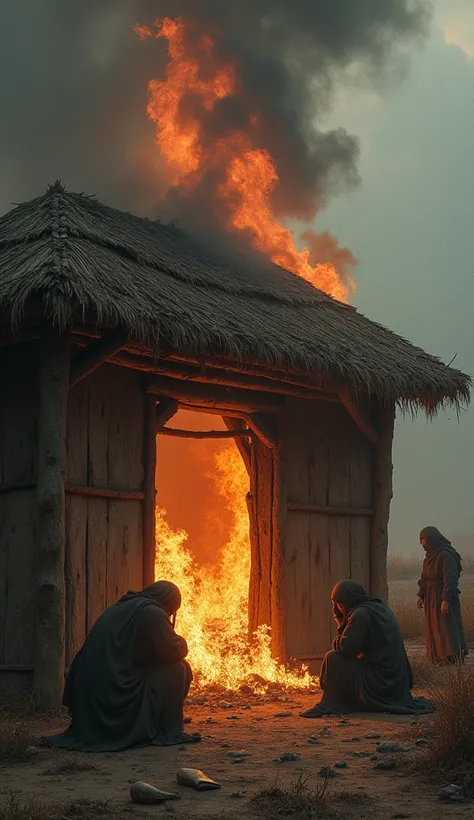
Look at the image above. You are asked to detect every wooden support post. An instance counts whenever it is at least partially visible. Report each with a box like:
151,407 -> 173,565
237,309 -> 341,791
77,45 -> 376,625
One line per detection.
34,324 -> 71,711
339,390 -> 379,444
155,397 -> 179,432
270,440 -> 286,662
223,417 -> 251,476
142,395 -> 157,589
69,327 -> 128,387
247,413 -> 279,449
370,403 -> 395,601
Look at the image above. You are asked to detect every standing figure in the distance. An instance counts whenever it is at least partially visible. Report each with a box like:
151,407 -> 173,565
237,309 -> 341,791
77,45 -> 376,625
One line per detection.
417,526 -> 468,665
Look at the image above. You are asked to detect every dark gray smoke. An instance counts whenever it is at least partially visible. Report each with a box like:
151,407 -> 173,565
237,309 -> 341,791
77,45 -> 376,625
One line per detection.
0,0 -> 431,280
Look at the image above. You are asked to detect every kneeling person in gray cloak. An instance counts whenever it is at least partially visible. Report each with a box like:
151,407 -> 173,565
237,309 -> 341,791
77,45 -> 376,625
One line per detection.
44,580 -> 200,751
301,580 -> 433,718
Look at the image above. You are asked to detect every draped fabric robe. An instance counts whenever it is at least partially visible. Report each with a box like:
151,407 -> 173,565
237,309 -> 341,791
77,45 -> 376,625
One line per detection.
302,581 -> 433,717
417,531 -> 468,663
44,590 -> 192,751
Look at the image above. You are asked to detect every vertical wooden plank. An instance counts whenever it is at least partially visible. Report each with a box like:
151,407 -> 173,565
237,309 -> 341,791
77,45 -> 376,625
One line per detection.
34,325 -> 70,711
2,490 -> 38,665
0,346 -> 38,671
86,498 -> 108,630
86,368 -> 109,625
65,381 -> 88,665
284,510 -> 312,657
247,440 -> 260,635
103,365 -> 144,606
370,404 -> 395,601
254,437 -> 273,627
270,430 -> 286,661
348,428 -> 372,591
283,399 -> 334,659
142,395 -> 157,588
325,407 -> 351,640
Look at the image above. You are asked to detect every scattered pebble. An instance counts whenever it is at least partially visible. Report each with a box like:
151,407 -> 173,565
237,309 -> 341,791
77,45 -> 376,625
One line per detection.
227,751 -> 250,759
334,761 -> 349,769
439,784 -> 466,803
226,715 -> 239,720
318,766 -> 340,778
218,701 -> 232,709
274,711 -> 293,718
308,738 -> 321,745
353,751 -> 372,758
373,758 -> 396,771
230,791 -> 247,799
342,737 -> 361,743
415,738 -> 429,747
319,727 -> 332,737
365,733 -> 381,739
273,752 -> 301,763
376,741 -> 408,754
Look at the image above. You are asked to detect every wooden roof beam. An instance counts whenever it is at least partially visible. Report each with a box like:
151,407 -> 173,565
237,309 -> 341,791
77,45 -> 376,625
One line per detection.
339,390 -> 379,444
247,412 -> 279,450
70,327 -> 128,387
145,375 -> 284,414
155,397 -> 179,432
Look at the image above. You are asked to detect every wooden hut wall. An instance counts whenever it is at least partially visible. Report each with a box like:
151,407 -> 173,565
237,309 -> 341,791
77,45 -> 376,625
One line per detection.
0,344 -> 39,694
65,363 -> 145,666
281,397 -> 373,664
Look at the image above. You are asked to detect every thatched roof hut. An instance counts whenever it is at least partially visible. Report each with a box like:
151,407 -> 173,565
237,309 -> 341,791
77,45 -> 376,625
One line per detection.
0,182 -> 470,708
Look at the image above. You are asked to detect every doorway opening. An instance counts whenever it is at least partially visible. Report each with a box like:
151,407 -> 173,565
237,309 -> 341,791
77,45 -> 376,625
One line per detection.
154,408 -> 311,692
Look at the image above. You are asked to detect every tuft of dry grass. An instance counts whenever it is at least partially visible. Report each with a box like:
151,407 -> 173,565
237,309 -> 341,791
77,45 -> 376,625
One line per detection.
407,651 -> 441,687
332,789 -> 374,806
0,793 -> 111,820
253,774 -> 330,820
418,664 -> 474,795
0,716 -> 38,765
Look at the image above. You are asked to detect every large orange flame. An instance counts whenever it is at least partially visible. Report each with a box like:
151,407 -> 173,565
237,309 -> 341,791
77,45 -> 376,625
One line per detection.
135,17 -> 353,302
154,444 -> 314,691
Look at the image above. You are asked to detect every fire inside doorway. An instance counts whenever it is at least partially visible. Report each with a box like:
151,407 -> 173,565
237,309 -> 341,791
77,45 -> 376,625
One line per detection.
154,409 -> 314,692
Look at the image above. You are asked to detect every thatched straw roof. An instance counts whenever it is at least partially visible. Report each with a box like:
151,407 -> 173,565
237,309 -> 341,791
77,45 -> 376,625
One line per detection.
0,181 -> 470,411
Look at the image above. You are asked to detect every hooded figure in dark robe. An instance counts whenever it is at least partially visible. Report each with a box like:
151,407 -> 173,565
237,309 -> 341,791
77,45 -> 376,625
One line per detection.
417,526 -> 468,664
301,580 -> 433,718
43,580 -> 200,752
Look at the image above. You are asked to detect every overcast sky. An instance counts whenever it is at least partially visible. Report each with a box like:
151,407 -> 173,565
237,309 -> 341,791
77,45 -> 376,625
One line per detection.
320,0 -> 474,553
1,1 -> 472,556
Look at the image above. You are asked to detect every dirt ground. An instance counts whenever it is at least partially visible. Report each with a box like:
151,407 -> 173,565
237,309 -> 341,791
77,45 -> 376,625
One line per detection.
2,689 -> 471,820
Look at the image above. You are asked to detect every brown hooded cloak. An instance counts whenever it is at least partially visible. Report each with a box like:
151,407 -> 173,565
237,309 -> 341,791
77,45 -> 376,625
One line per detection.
418,526 -> 468,663
44,581 -> 198,751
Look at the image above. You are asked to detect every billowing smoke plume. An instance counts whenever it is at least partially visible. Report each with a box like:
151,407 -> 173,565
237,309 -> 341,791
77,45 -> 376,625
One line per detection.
0,0 -> 430,284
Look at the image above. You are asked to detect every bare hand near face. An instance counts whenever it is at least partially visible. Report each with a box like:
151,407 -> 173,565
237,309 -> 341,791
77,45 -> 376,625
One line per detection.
441,600 -> 450,616
332,601 -> 344,625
